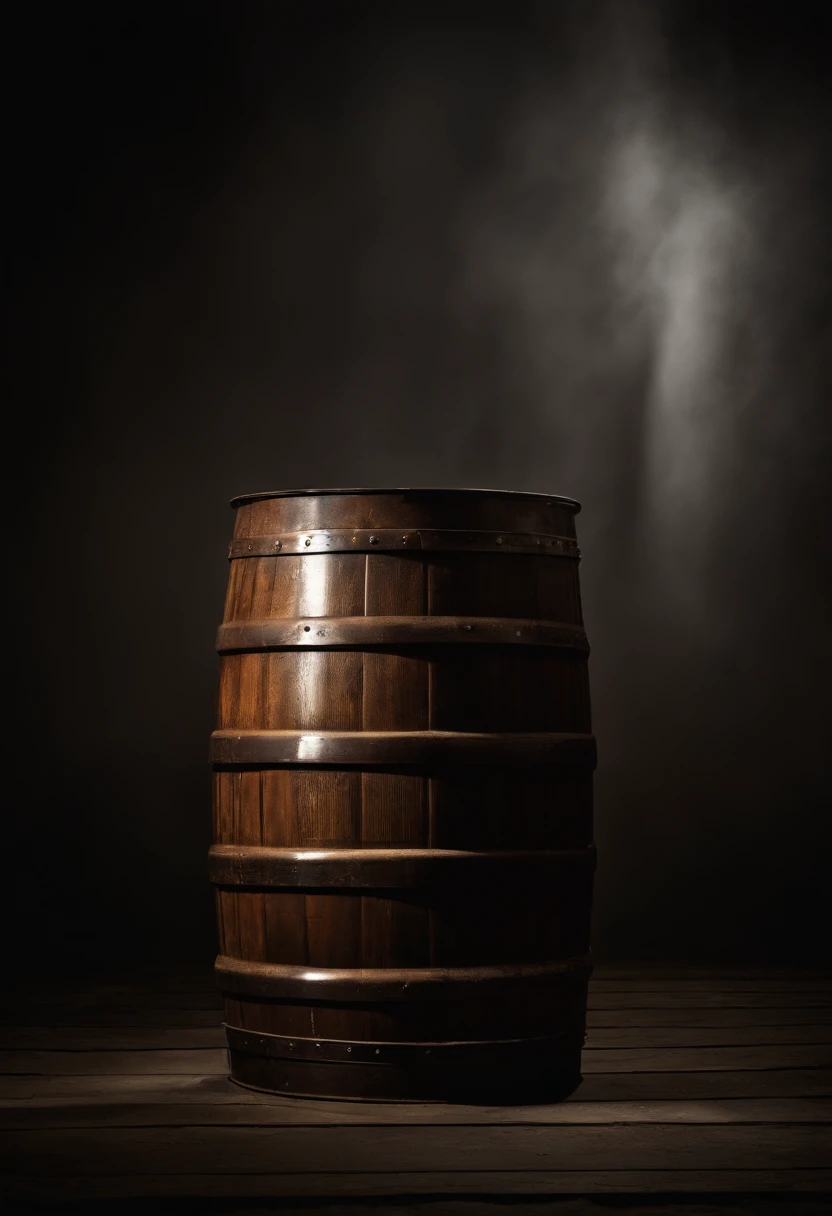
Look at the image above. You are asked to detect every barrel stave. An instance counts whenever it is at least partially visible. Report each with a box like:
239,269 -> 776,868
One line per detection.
212,489 -> 594,1099
223,978 -> 589,1043
223,552 -> 583,624
213,766 -> 592,850
232,489 -> 580,539
216,647 -> 589,733
215,881 -> 592,967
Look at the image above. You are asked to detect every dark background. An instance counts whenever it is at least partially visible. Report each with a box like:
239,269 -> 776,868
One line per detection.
6,1 -> 831,975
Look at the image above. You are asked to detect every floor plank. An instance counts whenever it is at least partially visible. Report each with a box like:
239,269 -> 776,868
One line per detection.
2,1096 -> 831,1129
4,965 -> 831,1203
588,1027 -> 832,1047
3,1023 -> 830,1051
0,1027 -> 228,1050
581,1045 -> 832,1070
6,990 -> 831,1019
6,1169 -> 831,1199
588,992 -> 832,1008
8,1203 -> 821,1216
593,968 -> 832,980
3,1067 -> 831,1103
0,1008 -> 225,1028
0,1049 -> 227,1075
0,993 -> 224,1014
2,1123 -> 829,1174
5,1043 -> 830,1075
587,1007 -> 832,1026
588,981 -> 832,992
6,1006 -> 832,1030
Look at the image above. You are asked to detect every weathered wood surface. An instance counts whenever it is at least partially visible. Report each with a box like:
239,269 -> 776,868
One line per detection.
4,1067 -> 831,1103
2,968 -> 830,1201
5,969 -> 831,1000
212,489 -> 596,1098
8,1170 -> 831,1200
3,1097 -> 831,1130
5,1005 -> 832,1029
590,980 -> 832,992
3,1123 -> 829,1172
3,1023 -> 831,1050
6,970 -> 831,1013
5,964 -> 826,994
587,1006 -> 832,1025
4,1043 -> 829,1076
589,991 -> 832,1007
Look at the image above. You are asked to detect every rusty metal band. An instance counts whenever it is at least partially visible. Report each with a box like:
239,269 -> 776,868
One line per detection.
217,616 -> 589,653
224,1025 -> 584,1065
210,730 -> 597,767
215,954 -> 592,1001
229,529 -> 580,558
208,844 -> 597,889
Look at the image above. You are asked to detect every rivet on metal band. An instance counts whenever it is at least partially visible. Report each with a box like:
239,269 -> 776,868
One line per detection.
216,616 -> 589,653
224,1024 -> 584,1064
228,529 -> 581,559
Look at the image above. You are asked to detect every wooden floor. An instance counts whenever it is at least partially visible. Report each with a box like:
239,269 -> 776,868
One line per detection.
1,966 -> 830,1210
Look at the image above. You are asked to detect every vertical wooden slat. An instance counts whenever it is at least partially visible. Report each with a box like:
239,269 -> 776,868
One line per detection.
360,772 -> 427,845
237,771 -> 262,846
213,491 -> 593,1099
235,892 -> 268,962
364,554 -> 427,614
263,651 -> 363,730
235,654 -> 264,729
213,771 -> 237,845
249,557 -> 278,619
306,893 -> 361,967
265,553 -> 365,620
235,557 -> 259,619
215,656 -> 240,729
426,554 -> 541,618
268,554 -> 302,618
231,502 -> 253,539
262,769 -> 362,847
218,890 -> 240,957
262,892 -> 308,965
536,557 -> 582,625
211,771 -> 222,843
362,652 -> 428,730
222,557 -> 242,622
360,557 -> 431,973
360,894 -> 431,967
230,770 -> 241,845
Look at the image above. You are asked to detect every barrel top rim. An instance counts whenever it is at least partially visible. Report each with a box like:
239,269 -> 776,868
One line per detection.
231,487 -> 581,511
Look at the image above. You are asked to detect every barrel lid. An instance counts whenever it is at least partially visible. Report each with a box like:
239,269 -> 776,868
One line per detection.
230,487 -> 581,511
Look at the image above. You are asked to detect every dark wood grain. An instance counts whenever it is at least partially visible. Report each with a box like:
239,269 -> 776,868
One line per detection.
590,979 -> 832,992
5,1043 -> 830,1076
589,990 -> 832,1008
4,1097 -> 832,1129
2,1124 -> 829,1179
8,1170 -> 830,1200
3,1021 -> 830,1051
5,1064 -> 831,1103
211,488 -> 595,1098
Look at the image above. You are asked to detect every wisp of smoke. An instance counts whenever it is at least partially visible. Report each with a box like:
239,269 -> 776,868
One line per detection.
604,110 -> 755,623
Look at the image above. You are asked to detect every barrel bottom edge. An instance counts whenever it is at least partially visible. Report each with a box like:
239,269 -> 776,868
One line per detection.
227,1047 -> 583,1103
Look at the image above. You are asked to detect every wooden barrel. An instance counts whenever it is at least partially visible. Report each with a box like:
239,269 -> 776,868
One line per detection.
210,488 -> 595,1100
